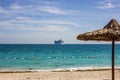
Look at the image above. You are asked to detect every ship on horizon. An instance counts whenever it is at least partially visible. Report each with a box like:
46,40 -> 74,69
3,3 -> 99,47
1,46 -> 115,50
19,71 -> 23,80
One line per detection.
54,39 -> 64,44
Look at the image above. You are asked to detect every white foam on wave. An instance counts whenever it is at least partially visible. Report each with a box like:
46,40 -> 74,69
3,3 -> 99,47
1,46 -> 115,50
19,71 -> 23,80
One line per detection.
0,66 -> 120,73
52,66 -> 120,72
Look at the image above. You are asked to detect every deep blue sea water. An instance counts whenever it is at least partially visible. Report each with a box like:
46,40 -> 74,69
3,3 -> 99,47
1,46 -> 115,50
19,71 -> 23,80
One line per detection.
0,44 -> 120,71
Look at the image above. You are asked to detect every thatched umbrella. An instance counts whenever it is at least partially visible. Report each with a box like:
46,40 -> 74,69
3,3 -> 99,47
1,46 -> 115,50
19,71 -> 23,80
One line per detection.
77,19 -> 120,80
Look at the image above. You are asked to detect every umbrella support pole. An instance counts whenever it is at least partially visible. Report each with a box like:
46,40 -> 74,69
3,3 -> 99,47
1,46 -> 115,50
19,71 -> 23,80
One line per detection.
112,37 -> 115,80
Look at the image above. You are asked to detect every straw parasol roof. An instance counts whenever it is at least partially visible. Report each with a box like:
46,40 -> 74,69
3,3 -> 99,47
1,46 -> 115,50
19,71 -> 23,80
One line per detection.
77,19 -> 120,80
77,19 -> 120,41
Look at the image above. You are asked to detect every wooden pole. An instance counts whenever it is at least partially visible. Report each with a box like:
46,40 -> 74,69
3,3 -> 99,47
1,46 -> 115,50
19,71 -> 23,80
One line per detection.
112,36 -> 115,80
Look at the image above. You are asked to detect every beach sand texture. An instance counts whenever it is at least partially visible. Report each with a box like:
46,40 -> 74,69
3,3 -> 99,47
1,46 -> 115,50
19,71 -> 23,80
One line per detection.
0,70 -> 120,80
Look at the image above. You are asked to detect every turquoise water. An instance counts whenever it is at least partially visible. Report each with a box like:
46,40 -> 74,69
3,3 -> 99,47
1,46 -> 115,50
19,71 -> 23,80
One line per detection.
0,44 -> 120,71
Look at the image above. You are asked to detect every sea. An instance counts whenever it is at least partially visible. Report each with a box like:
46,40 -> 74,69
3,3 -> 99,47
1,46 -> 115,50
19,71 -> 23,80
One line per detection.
0,44 -> 120,72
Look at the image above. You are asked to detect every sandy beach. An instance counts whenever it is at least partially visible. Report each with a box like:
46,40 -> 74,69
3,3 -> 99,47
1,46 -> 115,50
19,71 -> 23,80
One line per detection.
0,69 -> 120,80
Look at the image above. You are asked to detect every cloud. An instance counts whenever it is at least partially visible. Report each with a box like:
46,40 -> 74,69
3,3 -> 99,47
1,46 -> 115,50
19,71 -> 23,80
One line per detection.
0,2 -> 80,33
15,16 -> 30,20
0,4 -> 26,14
39,6 -> 67,14
0,4 -> 47,16
0,21 -> 11,26
12,19 -> 79,27
0,18 -> 79,32
0,7 -> 8,13
0,23 -> 69,32
40,25 -> 68,32
0,3 -> 80,16
97,2 -> 115,9
10,4 -> 23,10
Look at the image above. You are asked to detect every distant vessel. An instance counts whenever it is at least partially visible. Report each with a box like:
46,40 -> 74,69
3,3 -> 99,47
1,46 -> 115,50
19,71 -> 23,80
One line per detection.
54,39 -> 64,44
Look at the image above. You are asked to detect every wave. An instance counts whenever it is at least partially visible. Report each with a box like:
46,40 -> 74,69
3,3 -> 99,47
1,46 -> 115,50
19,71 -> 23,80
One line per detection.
52,66 -> 120,72
0,66 -> 120,73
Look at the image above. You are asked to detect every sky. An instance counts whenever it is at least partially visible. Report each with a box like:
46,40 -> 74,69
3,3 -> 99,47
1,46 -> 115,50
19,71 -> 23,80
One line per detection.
0,0 -> 120,44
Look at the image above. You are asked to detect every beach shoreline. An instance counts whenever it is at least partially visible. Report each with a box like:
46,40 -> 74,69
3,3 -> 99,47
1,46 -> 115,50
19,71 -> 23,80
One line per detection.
0,67 -> 120,73
0,69 -> 120,80
0,44 -> 120,80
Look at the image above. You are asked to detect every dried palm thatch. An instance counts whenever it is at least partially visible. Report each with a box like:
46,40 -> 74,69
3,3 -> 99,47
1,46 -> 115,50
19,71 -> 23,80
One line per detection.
77,19 -> 120,80
77,19 -> 120,41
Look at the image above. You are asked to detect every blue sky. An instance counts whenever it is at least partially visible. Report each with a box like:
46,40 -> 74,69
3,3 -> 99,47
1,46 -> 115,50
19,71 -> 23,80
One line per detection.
0,0 -> 120,44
